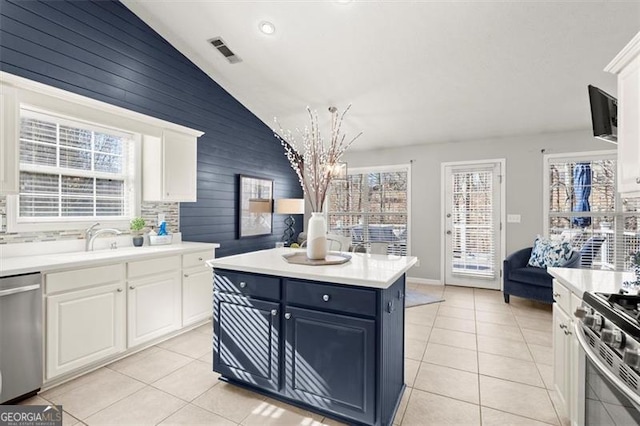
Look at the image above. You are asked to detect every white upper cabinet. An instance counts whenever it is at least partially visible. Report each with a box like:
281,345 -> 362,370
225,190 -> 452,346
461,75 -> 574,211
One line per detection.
142,129 -> 201,202
0,85 -> 18,195
606,31 -> 640,196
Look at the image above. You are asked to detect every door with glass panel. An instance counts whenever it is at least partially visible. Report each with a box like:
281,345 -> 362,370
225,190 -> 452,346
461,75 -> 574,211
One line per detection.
444,162 -> 503,289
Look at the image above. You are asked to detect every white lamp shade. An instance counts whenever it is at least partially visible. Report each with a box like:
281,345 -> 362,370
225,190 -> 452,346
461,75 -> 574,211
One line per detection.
275,198 -> 305,215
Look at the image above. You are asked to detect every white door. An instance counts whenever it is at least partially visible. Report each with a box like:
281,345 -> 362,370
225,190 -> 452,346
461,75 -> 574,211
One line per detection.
128,271 -> 181,347
443,161 -> 503,289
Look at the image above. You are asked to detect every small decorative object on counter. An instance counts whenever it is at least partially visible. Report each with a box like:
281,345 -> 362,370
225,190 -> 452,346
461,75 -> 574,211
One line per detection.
149,221 -> 172,245
130,217 -> 145,247
275,105 -> 362,260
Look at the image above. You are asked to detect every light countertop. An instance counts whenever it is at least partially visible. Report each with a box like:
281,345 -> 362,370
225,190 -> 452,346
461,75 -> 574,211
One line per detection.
207,248 -> 418,289
548,267 -> 637,297
0,242 -> 219,277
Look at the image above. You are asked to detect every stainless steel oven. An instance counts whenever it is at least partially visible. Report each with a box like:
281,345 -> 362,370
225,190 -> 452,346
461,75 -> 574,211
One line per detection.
575,295 -> 640,425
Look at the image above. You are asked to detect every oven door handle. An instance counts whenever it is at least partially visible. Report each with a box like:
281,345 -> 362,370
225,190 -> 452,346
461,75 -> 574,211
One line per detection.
575,322 -> 640,409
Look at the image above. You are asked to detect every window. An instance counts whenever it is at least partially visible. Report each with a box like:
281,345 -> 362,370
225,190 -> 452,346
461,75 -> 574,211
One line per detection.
13,108 -> 136,225
327,165 -> 410,255
544,151 -> 640,271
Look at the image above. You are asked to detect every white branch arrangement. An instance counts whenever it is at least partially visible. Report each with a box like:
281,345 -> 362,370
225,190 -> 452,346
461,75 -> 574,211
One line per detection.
274,105 -> 362,212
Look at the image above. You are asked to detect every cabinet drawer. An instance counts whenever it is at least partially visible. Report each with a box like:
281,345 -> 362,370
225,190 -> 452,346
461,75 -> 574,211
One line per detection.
183,250 -> 212,269
552,279 -> 571,313
286,279 -> 376,317
128,255 -> 180,279
46,263 -> 124,294
214,270 -> 280,301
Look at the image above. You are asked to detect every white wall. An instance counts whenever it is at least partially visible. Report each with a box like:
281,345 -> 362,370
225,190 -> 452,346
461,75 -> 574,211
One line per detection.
344,129 -> 613,282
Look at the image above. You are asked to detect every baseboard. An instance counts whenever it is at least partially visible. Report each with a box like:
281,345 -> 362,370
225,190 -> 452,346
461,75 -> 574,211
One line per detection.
407,277 -> 443,286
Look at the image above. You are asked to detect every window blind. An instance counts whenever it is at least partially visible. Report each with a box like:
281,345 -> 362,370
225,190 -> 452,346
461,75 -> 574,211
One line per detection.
327,169 -> 409,255
547,155 -> 640,271
18,109 -> 133,220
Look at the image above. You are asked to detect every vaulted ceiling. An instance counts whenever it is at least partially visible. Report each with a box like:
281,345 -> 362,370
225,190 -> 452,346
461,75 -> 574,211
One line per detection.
123,1 -> 639,151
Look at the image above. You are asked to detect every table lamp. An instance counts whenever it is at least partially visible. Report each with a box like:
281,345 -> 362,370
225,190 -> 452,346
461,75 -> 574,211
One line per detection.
275,198 -> 305,245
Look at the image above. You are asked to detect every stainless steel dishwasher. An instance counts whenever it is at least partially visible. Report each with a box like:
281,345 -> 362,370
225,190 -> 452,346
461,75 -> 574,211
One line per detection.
0,272 -> 43,404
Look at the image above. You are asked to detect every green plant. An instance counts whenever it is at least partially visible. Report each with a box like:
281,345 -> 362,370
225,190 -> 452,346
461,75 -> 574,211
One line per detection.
130,217 -> 146,235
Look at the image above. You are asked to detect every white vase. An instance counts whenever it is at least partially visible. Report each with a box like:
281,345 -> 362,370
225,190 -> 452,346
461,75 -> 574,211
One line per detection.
306,212 -> 327,260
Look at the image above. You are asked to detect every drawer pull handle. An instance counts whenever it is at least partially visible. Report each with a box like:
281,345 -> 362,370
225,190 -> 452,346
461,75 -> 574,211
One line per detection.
553,292 -> 560,298
271,309 -> 278,316
129,286 -> 135,290
559,323 -> 567,329
285,313 -> 291,320
198,257 -> 203,261
322,294 -> 330,302
564,329 -> 573,336
117,288 -> 123,292
240,282 -> 247,288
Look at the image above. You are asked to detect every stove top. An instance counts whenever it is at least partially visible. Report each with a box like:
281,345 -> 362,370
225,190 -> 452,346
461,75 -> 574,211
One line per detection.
585,291 -> 640,341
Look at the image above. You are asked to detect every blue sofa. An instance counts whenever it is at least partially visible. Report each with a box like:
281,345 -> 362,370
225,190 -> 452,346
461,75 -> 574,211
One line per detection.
503,247 -> 581,304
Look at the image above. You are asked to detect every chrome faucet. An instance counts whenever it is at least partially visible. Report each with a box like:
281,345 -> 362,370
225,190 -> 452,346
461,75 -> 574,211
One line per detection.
84,222 -> 122,251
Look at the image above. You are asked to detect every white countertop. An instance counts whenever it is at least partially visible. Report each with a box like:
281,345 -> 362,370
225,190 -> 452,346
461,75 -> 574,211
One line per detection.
207,248 -> 418,289
548,267 -> 637,297
0,242 -> 220,277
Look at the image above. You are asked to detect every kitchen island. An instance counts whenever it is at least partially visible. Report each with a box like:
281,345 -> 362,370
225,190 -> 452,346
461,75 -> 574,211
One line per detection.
207,248 -> 418,426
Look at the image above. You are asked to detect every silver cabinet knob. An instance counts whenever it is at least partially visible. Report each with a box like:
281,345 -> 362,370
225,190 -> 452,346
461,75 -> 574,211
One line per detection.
117,288 -> 123,292
184,274 -> 189,278
284,313 -> 291,320
198,257 -> 203,261
271,309 -> 278,316
322,294 -> 330,302
446,230 -> 452,235
239,282 -> 247,288
636,177 -> 640,184
129,286 -> 135,290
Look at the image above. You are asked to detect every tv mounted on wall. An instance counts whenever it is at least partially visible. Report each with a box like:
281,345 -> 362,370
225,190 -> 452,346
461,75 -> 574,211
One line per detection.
588,85 -> 618,144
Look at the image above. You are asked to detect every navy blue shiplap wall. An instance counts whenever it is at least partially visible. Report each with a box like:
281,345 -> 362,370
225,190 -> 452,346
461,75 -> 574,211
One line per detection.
0,0 -> 302,257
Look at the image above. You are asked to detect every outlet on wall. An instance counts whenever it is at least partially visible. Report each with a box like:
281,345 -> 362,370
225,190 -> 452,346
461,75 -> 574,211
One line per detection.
507,214 -> 521,223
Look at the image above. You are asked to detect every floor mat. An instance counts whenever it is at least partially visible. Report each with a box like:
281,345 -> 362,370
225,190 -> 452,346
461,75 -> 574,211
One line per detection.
405,289 -> 445,308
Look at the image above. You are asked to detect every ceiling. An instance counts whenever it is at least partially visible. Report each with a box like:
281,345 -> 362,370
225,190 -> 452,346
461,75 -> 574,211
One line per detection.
122,1 -> 639,151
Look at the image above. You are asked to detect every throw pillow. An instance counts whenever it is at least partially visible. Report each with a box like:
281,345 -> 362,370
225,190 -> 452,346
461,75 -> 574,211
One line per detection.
527,235 -> 573,268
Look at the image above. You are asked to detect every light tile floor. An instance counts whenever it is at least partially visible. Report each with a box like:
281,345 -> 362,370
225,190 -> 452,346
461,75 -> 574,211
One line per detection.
21,284 -> 565,426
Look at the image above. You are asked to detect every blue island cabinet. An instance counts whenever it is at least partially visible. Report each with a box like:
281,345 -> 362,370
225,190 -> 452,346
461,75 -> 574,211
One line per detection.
213,269 -> 406,426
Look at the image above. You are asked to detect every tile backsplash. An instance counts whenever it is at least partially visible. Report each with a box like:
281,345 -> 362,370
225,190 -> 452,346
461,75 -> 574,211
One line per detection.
0,196 -> 179,244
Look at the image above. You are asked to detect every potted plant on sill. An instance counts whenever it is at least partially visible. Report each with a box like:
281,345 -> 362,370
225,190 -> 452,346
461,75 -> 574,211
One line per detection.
130,217 -> 146,247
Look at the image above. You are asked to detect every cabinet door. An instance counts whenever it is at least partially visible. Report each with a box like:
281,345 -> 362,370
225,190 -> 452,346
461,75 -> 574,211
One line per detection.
214,293 -> 280,391
553,303 -> 571,417
284,306 -> 375,425
128,271 -> 181,347
618,56 -> 640,195
163,129 -> 197,202
182,267 -> 213,326
46,282 -> 126,379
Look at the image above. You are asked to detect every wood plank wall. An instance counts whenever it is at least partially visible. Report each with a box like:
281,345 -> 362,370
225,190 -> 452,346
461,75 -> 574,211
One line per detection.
0,0 -> 303,257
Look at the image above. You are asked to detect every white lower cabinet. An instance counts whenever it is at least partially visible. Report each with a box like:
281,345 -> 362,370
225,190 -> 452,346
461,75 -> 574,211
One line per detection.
552,280 -> 583,426
182,250 -> 213,326
44,248 -> 216,382
45,265 -> 126,380
127,270 -> 181,347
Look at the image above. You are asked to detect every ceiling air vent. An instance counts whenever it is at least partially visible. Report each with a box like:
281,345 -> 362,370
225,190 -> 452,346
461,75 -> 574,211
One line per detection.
209,37 -> 242,64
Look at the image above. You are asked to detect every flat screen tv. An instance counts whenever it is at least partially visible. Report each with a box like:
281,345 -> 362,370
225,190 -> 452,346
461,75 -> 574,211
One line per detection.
588,85 -> 617,143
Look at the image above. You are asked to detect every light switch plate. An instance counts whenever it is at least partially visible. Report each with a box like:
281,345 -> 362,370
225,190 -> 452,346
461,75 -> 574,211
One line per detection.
507,214 -> 521,223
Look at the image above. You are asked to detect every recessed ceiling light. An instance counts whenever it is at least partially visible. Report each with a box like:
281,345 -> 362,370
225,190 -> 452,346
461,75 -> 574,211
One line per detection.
259,21 -> 276,35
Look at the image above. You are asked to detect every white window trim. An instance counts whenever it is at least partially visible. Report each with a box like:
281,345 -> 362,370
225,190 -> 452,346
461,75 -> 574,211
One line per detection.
2,71 -> 203,233
542,150 -> 617,237
327,163 -> 412,256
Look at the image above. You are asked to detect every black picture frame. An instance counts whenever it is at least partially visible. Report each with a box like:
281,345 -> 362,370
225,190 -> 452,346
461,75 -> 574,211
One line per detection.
238,174 -> 273,238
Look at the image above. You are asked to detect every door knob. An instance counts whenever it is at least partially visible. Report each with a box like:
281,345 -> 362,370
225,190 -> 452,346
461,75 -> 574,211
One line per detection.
129,286 -> 135,290
446,230 -> 452,235
446,213 -> 451,218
